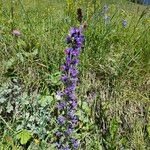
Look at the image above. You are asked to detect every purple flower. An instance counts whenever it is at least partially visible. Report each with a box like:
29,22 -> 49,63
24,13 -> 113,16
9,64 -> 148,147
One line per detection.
64,88 -> 71,94
57,101 -> 65,110
71,117 -> 78,124
55,131 -> 62,137
57,115 -> 65,124
57,91 -> 64,96
72,58 -> 79,65
67,93 -> 76,100
65,126 -> 73,135
70,138 -> 79,148
70,77 -> 78,83
70,27 -> 76,36
60,65 -> 67,71
61,145 -> 69,150
67,111 -> 78,124
65,57 -> 72,65
71,49 -> 79,56
64,48 -> 72,54
67,111 -> 77,122
69,68 -> 78,77
75,28 -> 80,35
69,100 -> 77,109
69,83 -> 76,91
79,35 -> 84,42
61,74 -> 68,81
66,35 -> 72,44
75,37 -> 82,46
55,142 -> 61,148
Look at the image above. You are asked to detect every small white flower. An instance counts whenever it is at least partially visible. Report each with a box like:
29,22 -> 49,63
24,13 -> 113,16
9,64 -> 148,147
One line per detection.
56,94 -> 61,100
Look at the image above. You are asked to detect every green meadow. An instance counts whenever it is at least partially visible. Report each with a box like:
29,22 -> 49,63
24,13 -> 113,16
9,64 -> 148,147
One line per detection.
0,0 -> 150,149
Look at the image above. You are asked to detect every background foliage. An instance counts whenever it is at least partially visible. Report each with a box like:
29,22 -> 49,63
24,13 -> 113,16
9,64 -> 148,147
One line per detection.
0,0 -> 150,149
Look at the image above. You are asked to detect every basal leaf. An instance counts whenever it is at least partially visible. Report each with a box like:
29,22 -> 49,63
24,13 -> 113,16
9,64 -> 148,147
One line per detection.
16,129 -> 31,145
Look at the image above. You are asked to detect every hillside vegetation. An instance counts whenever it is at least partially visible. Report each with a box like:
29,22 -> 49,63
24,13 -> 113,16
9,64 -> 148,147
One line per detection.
0,0 -> 150,149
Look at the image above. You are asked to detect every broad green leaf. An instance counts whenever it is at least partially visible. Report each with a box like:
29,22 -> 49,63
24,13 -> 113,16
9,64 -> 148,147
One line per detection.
16,129 -> 31,145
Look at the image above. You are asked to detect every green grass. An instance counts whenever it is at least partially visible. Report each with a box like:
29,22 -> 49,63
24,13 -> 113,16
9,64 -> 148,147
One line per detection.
0,0 -> 150,149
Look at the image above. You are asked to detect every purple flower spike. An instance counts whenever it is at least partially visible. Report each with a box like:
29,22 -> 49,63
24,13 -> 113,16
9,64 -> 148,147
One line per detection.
56,26 -> 84,149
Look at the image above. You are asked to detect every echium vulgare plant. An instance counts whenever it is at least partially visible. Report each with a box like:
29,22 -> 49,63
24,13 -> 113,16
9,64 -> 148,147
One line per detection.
55,10 -> 84,150
55,27 -> 84,150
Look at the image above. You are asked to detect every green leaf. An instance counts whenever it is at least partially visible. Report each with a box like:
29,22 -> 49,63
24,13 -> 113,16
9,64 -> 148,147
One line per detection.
48,71 -> 61,85
16,53 -> 25,62
23,49 -> 38,57
109,118 -> 118,139
39,95 -> 53,107
0,97 -> 6,103
147,124 -> 150,137
82,101 -> 90,114
98,145 -> 103,150
3,58 -> 15,70
6,102 -> 13,113
16,129 -> 31,145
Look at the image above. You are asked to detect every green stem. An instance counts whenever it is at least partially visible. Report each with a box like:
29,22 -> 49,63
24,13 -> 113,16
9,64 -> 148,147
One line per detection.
10,0 -> 14,31
0,115 -> 14,132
